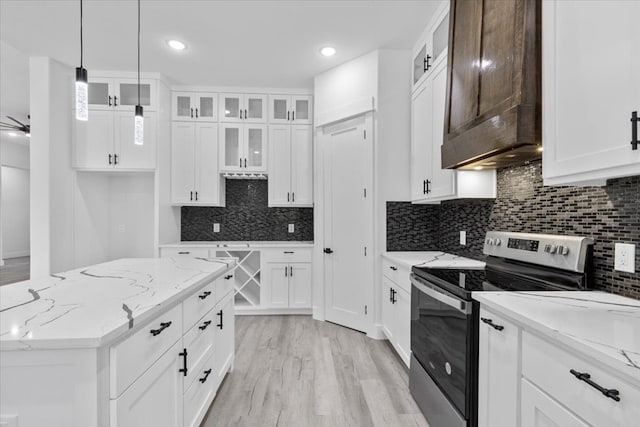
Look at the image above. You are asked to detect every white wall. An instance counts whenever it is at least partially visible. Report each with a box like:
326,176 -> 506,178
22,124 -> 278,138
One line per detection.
1,166 -> 30,258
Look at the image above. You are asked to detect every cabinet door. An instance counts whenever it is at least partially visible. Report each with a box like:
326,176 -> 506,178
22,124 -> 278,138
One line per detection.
171,122 -> 196,204
381,277 -> 395,342
244,125 -> 267,172
268,125 -> 292,206
220,94 -> 243,122
265,263 -> 289,308
214,293 -> 235,389
291,125 -> 313,206
291,96 -> 313,125
478,308 -> 520,427
542,0 -> 640,184
521,379 -> 589,427
270,95 -> 290,124
173,92 -> 195,121
413,43 -> 428,86
410,79 -> 433,202
115,111 -> 157,170
394,287 -> 411,367
195,123 -> 220,204
219,124 -> 243,171
111,341 -> 183,427
115,78 -> 157,111
74,109 -> 114,169
87,78 -> 113,110
289,263 -> 311,308
244,94 -> 267,123
195,93 -> 218,122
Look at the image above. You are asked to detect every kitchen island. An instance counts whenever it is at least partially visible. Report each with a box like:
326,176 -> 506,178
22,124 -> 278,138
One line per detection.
0,256 -> 237,427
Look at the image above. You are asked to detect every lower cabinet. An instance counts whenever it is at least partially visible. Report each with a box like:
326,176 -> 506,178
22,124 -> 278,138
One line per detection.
381,258 -> 411,367
264,263 -> 311,309
521,379 -> 589,427
213,291 -> 235,389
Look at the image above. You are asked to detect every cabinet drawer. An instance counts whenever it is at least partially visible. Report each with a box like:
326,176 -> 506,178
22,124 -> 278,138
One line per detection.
110,303 -> 183,398
184,348 -> 217,427
522,331 -> 640,427
382,259 -> 410,292
183,281 -> 216,333
161,247 -> 210,258
261,248 -> 312,263
183,308 -> 216,391
216,271 -> 235,298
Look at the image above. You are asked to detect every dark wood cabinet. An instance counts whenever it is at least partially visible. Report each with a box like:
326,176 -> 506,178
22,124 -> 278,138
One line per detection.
442,0 -> 541,170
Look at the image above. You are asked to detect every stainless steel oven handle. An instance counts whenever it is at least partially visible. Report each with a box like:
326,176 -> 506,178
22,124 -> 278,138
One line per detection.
410,274 -> 469,314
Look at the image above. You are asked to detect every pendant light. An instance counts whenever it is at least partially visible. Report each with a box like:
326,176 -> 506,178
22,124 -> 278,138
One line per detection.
134,0 -> 144,145
75,0 -> 88,121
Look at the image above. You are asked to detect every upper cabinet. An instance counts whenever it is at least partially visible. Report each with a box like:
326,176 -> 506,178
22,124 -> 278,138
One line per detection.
219,123 -> 267,173
542,0 -> 640,186
269,95 -> 313,125
441,0 -> 541,170
412,6 -> 449,89
88,77 -> 157,112
219,94 -> 267,123
268,124 -> 313,207
172,92 -> 217,122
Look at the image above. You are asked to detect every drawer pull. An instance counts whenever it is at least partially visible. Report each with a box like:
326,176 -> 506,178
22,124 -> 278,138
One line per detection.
178,251 -> 190,255
198,320 -> 212,331
389,266 -> 398,271
481,317 -> 504,331
198,291 -> 212,300
199,369 -> 212,384
179,348 -> 188,376
284,251 -> 294,254
217,310 -> 223,330
149,321 -> 172,336
224,274 -> 233,280
569,369 -> 621,402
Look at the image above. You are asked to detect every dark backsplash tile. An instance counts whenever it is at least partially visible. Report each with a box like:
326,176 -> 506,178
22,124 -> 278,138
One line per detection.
386,202 -> 439,251
181,179 -> 313,241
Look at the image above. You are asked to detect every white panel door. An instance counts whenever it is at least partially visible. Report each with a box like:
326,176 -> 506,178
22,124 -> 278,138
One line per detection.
521,379 -> 589,427
171,122 -> 196,204
323,116 -> 372,333
289,263 -> 311,308
195,123 -> 220,204
410,78 -> 432,202
116,111 -> 156,170
74,109 -> 114,169
268,125 -> 292,206
291,125 -> 313,206
265,263 -> 289,308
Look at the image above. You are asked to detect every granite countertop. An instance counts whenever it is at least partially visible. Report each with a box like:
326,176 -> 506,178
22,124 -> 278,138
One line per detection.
382,251 -> 486,270
473,291 -> 640,383
161,241 -> 315,248
0,257 -> 236,351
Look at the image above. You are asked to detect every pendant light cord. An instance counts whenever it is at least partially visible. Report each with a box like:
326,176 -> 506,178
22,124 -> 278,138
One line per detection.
137,0 -> 140,104
80,0 -> 83,67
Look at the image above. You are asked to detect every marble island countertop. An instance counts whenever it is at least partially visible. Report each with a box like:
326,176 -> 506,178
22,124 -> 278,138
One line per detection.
382,251 -> 486,270
161,241 -> 314,248
473,291 -> 640,382
0,257 -> 235,351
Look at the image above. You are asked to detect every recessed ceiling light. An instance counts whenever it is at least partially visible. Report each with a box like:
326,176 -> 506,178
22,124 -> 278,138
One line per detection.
473,166 -> 483,170
537,146 -> 544,152
320,46 -> 336,57
167,40 -> 186,50
8,132 -> 17,137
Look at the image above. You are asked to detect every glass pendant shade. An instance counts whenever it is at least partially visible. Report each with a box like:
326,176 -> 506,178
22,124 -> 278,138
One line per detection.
134,105 -> 144,145
75,67 -> 88,121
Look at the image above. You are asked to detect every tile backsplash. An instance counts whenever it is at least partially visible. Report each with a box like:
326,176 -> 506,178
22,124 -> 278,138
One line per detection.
182,179 -> 313,241
387,161 -> 640,299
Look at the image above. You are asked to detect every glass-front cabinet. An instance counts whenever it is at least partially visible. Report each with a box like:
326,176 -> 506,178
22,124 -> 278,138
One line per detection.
219,124 -> 267,172
172,92 -> 217,122
219,93 -> 267,123
412,7 -> 449,89
269,95 -> 313,124
87,77 -> 157,111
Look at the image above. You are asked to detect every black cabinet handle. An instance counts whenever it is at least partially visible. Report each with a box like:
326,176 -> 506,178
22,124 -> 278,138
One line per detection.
178,251 -> 190,255
195,108 -> 198,118
285,266 -> 288,277
198,320 -> 212,331
224,274 -> 233,280
109,154 -> 113,165
389,287 -> 393,303
244,109 -> 247,120
239,109 -> 242,119
150,321 -> 172,336
287,192 -> 290,202
287,111 -> 290,121
292,111 -> 295,121
423,179 -> 427,194
390,266 -> 398,271
239,158 -> 242,168
481,317 -> 504,331
198,291 -> 212,300
217,310 -> 223,329
195,191 -> 198,201
424,55 -> 431,72
244,158 -> 247,168
191,108 -> 193,118
190,191 -> 193,201
392,289 -> 397,304
179,348 -> 188,376
284,251 -> 294,254
292,192 -> 295,202
570,369 -> 620,402
113,96 -> 118,107
631,111 -> 638,150
114,154 -> 118,165
199,368 -> 212,384
108,95 -> 112,106
426,179 -> 431,194
290,266 -> 293,277
323,248 -> 333,254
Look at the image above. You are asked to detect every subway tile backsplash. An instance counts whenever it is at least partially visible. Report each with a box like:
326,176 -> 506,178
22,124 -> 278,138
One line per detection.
387,161 -> 640,299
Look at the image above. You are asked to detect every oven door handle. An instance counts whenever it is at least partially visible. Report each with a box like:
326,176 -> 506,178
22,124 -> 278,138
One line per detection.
410,274 -> 468,314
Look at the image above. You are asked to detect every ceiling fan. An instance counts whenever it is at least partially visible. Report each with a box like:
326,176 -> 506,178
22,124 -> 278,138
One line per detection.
0,115 -> 30,137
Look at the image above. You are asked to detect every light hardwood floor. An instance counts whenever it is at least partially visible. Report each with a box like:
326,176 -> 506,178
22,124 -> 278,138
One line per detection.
202,315 -> 429,427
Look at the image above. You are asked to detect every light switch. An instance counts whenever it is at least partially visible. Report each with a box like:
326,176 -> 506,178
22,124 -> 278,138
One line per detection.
460,231 -> 467,246
213,223 -> 220,233
288,224 -> 295,233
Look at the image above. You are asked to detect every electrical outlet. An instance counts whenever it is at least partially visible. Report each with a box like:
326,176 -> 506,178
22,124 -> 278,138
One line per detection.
288,224 -> 295,233
460,231 -> 467,246
614,243 -> 635,273
213,223 -> 220,233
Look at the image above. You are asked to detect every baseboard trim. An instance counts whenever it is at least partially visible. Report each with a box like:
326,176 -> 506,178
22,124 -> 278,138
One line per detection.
368,323 -> 387,340
235,308 -> 313,316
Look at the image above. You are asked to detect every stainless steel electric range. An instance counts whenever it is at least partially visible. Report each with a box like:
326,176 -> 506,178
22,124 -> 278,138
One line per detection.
409,231 -> 594,427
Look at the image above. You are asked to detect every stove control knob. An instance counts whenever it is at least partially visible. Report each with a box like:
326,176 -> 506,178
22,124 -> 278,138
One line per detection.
486,238 -> 494,246
494,238 -> 502,246
549,245 -> 558,254
544,244 -> 551,253
560,246 -> 570,255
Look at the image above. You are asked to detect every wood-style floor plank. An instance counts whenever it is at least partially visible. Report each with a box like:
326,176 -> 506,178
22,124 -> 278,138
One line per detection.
201,315 -> 429,427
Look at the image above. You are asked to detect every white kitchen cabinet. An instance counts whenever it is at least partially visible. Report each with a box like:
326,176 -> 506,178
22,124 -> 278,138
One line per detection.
478,308 -> 521,427
380,258 -> 411,367
264,262 -> 312,308
219,93 -> 267,123
542,0 -> 640,185
412,4 -> 449,89
74,110 -> 156,170
172,92 -> 218,122
171,122 -> 223,205
219,123 -> 267,172
269,95 -> 313,125
213,291 -> 235,390
88,77 -> 157,112
268,124 -> 313,207
410,29 -> 495,203
521,379 -> 589,427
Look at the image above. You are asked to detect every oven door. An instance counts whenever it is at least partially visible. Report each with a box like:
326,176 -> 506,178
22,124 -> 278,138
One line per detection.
410,273 -> 476,420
